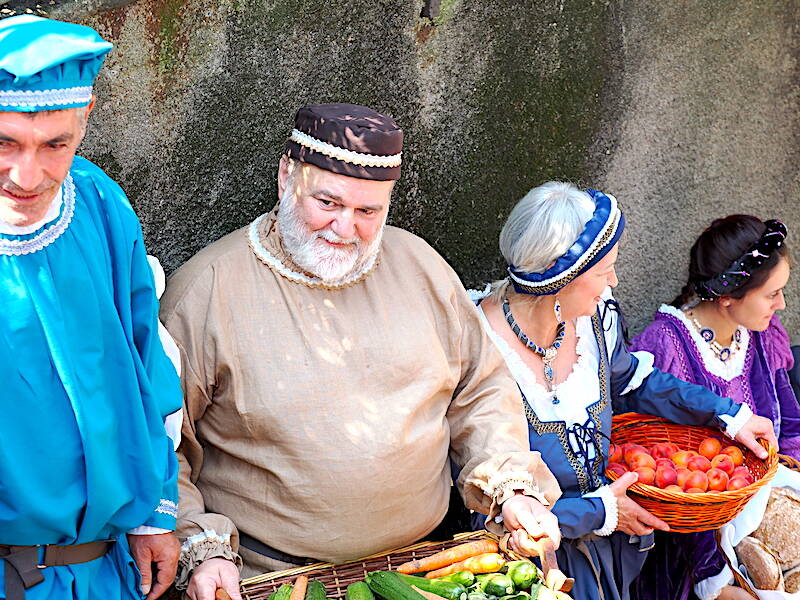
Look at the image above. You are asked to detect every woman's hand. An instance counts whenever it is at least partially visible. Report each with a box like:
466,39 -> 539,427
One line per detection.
610,472 -> 670,536
734,414 -> 778,460
502,493 -> 561,551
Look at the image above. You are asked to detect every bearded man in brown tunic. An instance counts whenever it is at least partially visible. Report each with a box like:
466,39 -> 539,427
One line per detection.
160,104 -> 562,600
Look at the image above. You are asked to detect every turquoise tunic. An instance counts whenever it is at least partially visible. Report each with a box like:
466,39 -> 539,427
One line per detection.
0,156 -> 181,599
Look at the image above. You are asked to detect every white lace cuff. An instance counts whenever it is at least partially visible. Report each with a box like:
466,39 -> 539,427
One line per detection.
719,403 -> 753,439
585,485 -> 617,536
620,351 -> 655,395
693,565 -> 734,600
488,470 -> 550,507
176,529 -> 242,590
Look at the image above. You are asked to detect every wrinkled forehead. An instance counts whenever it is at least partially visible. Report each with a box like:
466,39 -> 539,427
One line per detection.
0,106 -> 86,135
292,160 -> 395,200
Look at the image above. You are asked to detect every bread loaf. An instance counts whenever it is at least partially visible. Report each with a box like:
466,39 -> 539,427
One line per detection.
784,564 -> 800,594
752,486 -> 800,570
735,536 -> 784,591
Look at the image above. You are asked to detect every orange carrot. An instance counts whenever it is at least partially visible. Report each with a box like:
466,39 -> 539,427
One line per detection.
289,576 -> 308,600
424,553 -> 506,579
396,540 -> 499,574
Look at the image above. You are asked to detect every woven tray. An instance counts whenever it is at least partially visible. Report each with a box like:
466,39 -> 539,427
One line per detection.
240,531 -> 496,600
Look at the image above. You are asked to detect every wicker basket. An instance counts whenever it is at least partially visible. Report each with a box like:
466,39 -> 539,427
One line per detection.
728,453 -> 800,597
607,413 -> 778,533
240,531 -> 497,600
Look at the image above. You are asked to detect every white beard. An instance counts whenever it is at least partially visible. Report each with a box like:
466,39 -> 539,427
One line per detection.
277,190 -> 385,285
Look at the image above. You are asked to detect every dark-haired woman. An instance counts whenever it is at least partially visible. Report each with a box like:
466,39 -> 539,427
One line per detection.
631,215 -> 798,600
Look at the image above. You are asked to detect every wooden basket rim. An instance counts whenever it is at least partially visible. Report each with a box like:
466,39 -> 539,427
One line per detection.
241,531 -> 495,586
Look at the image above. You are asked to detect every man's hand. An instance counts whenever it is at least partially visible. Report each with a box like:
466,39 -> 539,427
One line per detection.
611,472 -> 670,536
187,557 -> 242,600
128,532 -> 180,600
734,414 -> 777,460
501,493 -> 561,551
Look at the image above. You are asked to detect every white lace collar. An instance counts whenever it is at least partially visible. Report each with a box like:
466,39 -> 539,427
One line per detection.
247,212 -> 380,290
0,187 -> 63,235
474,300 -> 600,426
657,304 -> 750,381
0,175 -> 75,256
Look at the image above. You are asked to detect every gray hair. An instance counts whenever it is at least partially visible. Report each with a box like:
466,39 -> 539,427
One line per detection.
491,181 -> 595,300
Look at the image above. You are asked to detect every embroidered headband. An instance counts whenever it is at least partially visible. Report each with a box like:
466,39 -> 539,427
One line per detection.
285,103 -> 404,181
508,189 -> 625,296
0,16 -> 112,112
695,219 -> 788,301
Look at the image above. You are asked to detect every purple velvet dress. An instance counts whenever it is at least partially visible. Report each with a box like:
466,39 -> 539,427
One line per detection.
629,306 -> 800,600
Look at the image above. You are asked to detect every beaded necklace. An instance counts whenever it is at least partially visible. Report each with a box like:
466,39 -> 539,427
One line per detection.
502,299 -> 566,404
686,311 -> 743,363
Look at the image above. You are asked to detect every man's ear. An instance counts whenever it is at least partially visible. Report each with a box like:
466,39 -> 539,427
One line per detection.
277,155 -> 290,201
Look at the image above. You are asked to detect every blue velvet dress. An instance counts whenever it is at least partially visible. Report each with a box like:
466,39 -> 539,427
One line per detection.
473,297 -> 744,600
0,157 -> 182,599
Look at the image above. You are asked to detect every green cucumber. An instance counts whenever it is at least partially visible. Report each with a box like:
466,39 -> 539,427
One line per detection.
438,572 -> 476,588
273,584 -> 294,600
367,571 -> 427,600
505,562 -> 538,590
347,581 -> 376,600
307,581 -> 328,600
393,573 -> 466,600
479,575 -> 514,597
500,593 -> 531,600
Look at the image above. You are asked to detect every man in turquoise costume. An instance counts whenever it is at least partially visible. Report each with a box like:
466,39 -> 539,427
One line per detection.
0,15 -> 182,600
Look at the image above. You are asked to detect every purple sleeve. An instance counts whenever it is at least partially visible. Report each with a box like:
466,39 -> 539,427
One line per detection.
763,314 -> 794,370
630,322 -> 692,381
763,316 -> 800,459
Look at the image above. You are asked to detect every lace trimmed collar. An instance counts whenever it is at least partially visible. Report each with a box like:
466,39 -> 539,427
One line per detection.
657,304 -> 750,381
247,210 -> 380,290
0,175 -> 75,256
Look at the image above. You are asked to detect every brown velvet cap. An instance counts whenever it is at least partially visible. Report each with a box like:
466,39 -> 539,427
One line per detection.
285,103 -> 403,181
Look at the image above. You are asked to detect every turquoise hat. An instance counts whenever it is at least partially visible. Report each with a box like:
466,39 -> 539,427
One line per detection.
0,15 -> 112,112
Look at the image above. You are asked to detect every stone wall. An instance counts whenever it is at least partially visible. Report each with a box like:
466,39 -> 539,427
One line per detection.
56,0 -> 798,334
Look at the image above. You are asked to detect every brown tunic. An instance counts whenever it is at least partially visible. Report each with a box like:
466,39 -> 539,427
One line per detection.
160,212 -> 560,579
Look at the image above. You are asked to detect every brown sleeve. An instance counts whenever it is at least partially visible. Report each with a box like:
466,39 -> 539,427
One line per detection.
161,269 -> 243,589
445,284 -> 561,527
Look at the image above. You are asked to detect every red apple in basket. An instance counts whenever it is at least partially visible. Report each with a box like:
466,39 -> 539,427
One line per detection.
685,471 -> 709,492
664,485 -> 684,493
676,468 -> 692,488
651,442 -> 679,459
635,466 -> 656,486
732,466 -> 755,484
672,450 -> 697,468
685,488 -> 706,494
607,462 -> 628,477
706,468 -> 729,492
711,454 -> 735,476
687,455 -> 712,472
727,477 -> 750,491
698,437 -> 723,460
656,458 -> 675,470
609,443 -> 623,464
655,467 -> 678,489
629,453 -> 657,471
624,444 -> 649,464
721,446 -> 745,467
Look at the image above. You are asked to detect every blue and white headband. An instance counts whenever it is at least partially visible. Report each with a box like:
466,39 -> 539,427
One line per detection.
507,189 -> 625,296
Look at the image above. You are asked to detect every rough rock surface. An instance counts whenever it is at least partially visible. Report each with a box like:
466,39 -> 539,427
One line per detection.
32,0 -> 800,334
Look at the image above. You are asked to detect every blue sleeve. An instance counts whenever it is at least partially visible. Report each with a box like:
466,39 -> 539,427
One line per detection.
551,497 -> 605,539
608,319 -> 740,428
130,230 -> 181,529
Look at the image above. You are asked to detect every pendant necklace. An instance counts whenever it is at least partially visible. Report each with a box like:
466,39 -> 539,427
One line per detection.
502,299 -> 566,404
686,312 -> 742,363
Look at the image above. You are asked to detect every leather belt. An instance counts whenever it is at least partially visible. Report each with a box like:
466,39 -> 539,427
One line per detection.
0,540 -> 114,600
238,532 -> 317,566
